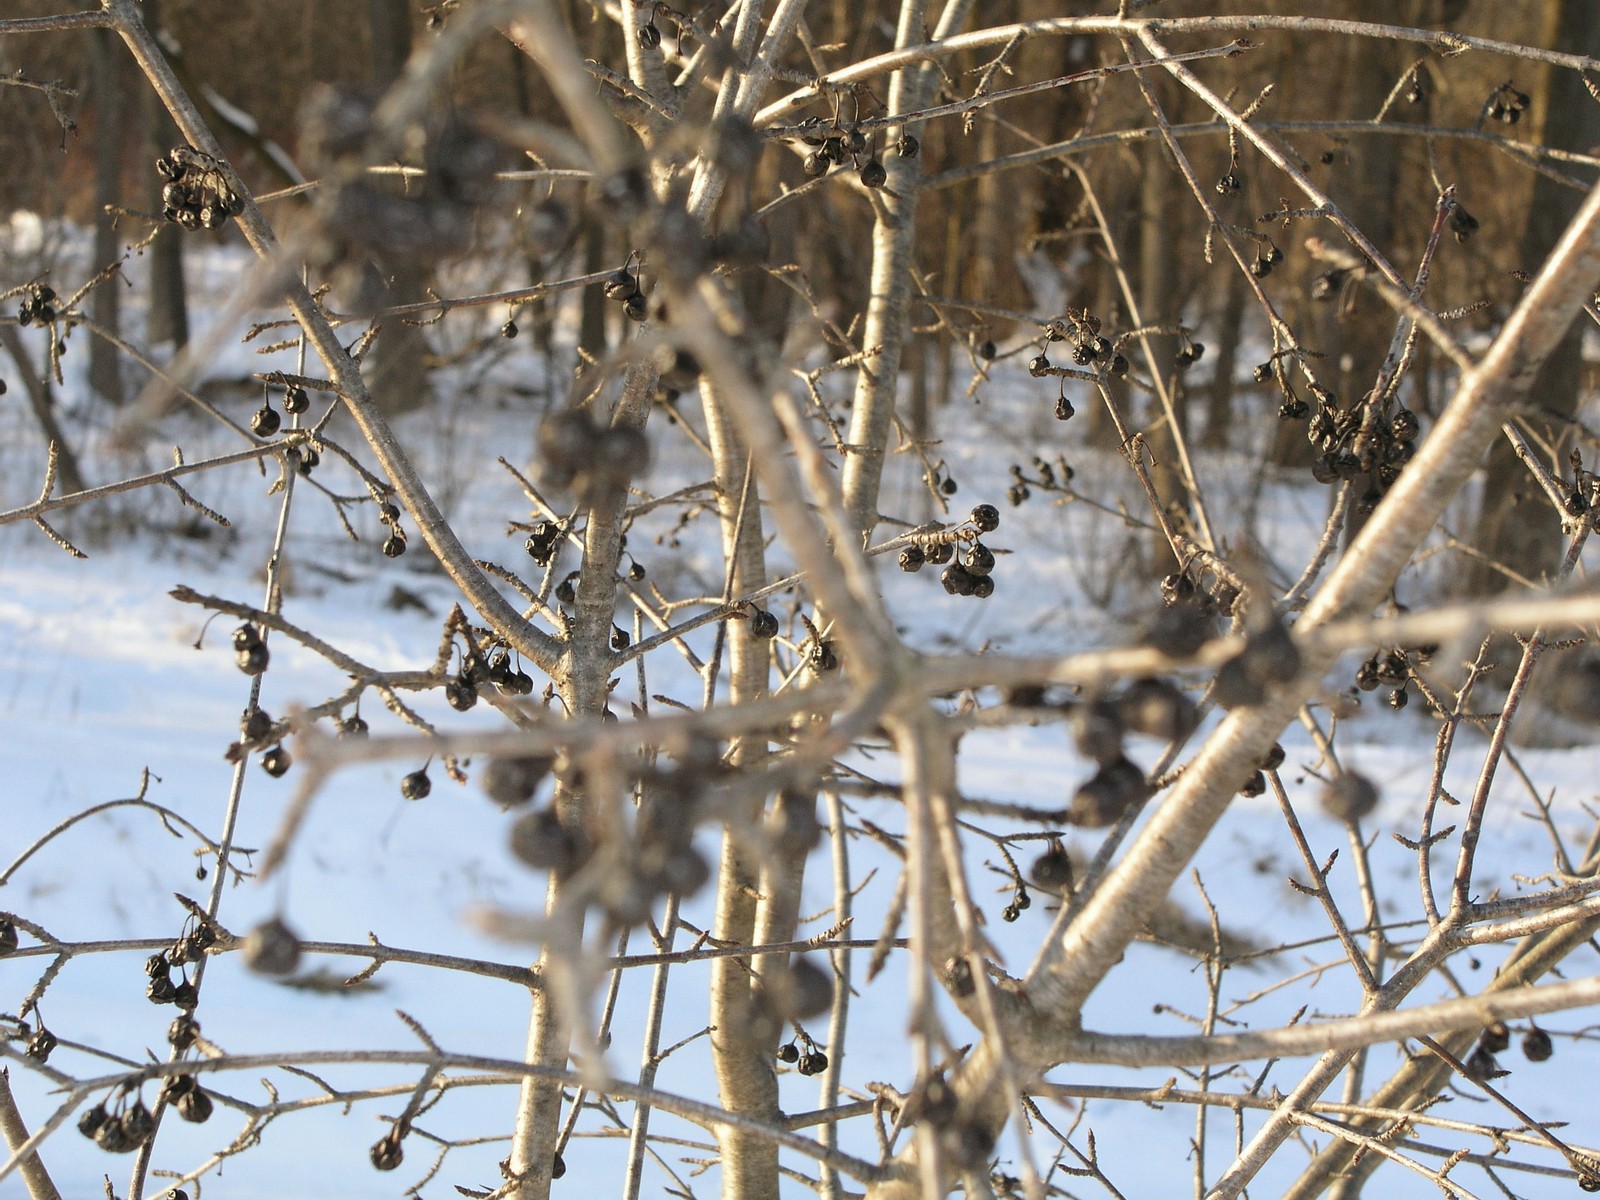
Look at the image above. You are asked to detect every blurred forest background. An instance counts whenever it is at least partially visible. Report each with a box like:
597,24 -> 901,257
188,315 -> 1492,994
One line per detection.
4,0 -> 1597,592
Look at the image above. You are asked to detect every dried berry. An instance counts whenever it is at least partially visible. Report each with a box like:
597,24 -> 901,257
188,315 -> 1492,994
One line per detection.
1069,757 -> 1150,828
859,159 -> 887,188
509,808 -> 577,871
970,504 -> 999,533
370,1130 -> 404,1171
446,677 -> 478,711
26,1027 -> 57,1062
236,642 -> 269,676
1522,1026 -> 1553,1062
78,1103 -> 111,1140
120,1100 -> 155,1147
777,1041 -> 799,1063
480,756 -> 552,807
1480,1021 -> 1511,1054
381,532 -> 407,558
1072,699 -> 1125,766
1029,843 -> 1073,892
785,956 -> 834,1020
169,1015 -> 200,1051
941,564 -> 976,596
0,920 -> 18,957
962,543 -> 994,577
260,745 -> 292,778
250,405 -> 281,438
1321,772 -> 1379,823
175,1086 -> 213,1124
242,915 -> 303,976
1117,677 -> 1198,742
750,609 -> 779,639
400,768 -> 431,801
1462,1045 -> 1504,1082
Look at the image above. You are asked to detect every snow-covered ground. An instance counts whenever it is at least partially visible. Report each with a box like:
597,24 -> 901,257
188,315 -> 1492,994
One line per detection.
3,223 -> 1598,1200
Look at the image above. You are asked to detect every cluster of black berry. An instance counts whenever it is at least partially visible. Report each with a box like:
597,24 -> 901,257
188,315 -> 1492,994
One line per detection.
478,647 -> 536,696
1005,455 -> 1073,507
157,145 -> 244,231
378,501 -> 408,558
1161,564 -> 1239,619
77,1087 -> 156,1154
1353,643 -> 1434,712
227,703 -> 281,772
250,384 -> 311,438
1042,313 -> 1130,376
162,1072 -> 215,1123
524,518 -> 562,567
1066,679 -> 1195,826
999,885 -> 1030,923
1249,242 -> 1285,279
793,116 -> 900,188
1486,82 -> 1530,125
1464,1019 -> 1554,1085
1310,267 -> 1352,302
776,1036 -> 829,1076
146,917 -> 215,1011
602,255 -> 649,322
1213,610 -> 1302,711
897,504 -> 1002,599
538,407 -> 649,506
1235,741 -> 1286,798
1303,396 -> 1420,515
15,283 -> 57,326
233,621 -> 269,676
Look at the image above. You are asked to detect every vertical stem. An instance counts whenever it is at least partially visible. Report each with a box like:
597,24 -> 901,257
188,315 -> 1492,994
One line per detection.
817,788 -> 851,1200
0,1071 -> 62,1200
839,0 -> 974,536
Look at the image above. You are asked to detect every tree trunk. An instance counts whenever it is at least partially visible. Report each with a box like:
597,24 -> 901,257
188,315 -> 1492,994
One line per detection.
362,0 -> 436,418
1468,0 -> 1600,593
89,27 -> 125,406
141,0 -> 189,349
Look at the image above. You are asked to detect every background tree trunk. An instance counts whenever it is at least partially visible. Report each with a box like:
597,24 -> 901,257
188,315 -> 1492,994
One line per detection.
141,0 -> 189,349
88,27 -> 124,406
